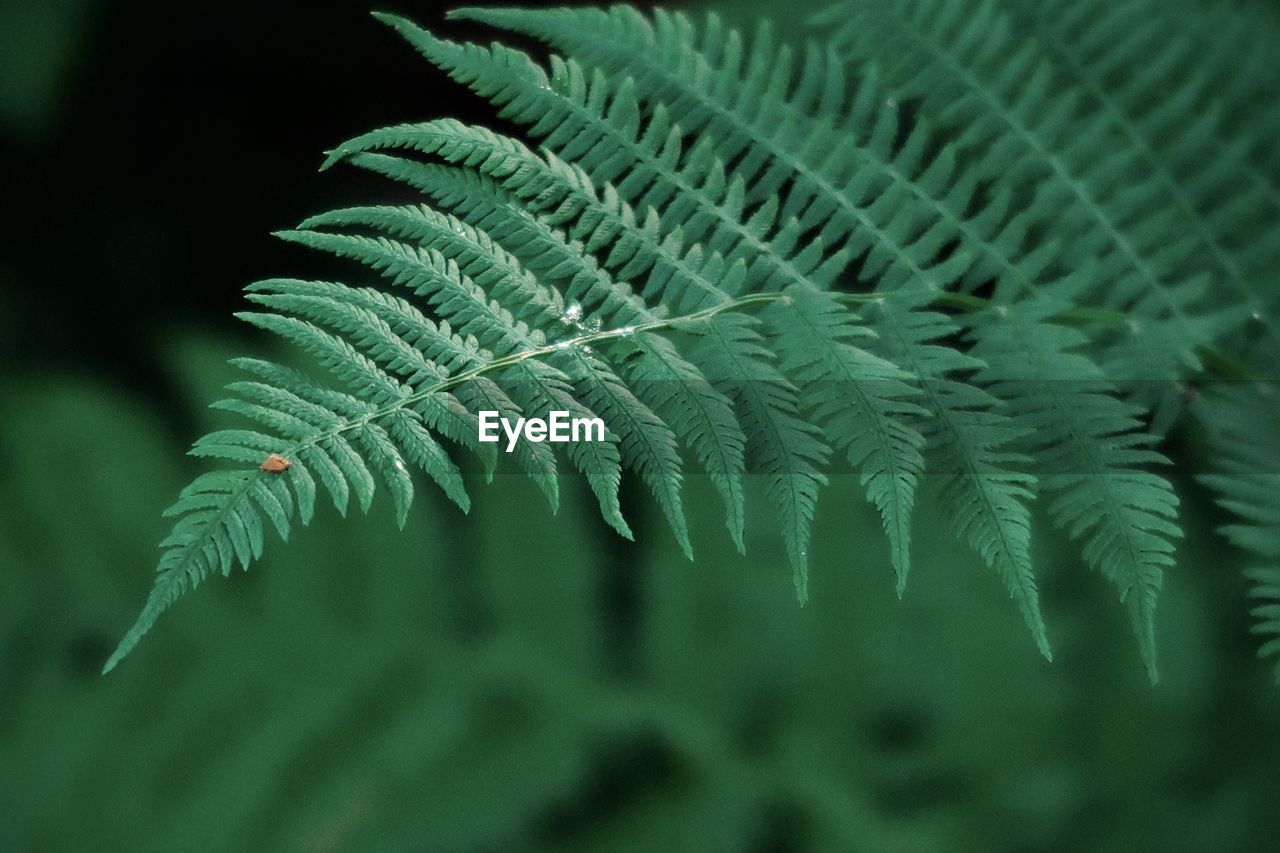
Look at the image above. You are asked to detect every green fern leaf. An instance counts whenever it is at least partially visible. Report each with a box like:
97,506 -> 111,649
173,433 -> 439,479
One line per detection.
764,286 -> 927,592
870,288 -> 1049,659
1196,378 -> 1280,682
321,163 -> 753,549
106,4 -> 1258,682
969,295 -> 1179,682
684,311 -> 827,596
815,0 -> 1251,403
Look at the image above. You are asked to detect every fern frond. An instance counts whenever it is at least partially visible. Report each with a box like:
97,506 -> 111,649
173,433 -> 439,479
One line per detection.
315,164 -> 751,548
376,14 -> 849,296
869,289 -> 1049,659
280,213 -> 694,549
453,4 -> 1221,436
451,6 -> 976,297
813,0 -> 1250,390
107,380 -> 427,671
242,281 -> 514,483
1007,0 -> 1280,328
969,295 -> 1179,682
691,310 -> 830,596
1246,569 -> 1280,682
325,119 -> 839,581
109,4 -> 1245,680
764,287 -> 927,592
430,8 -> 1044,594
108,279 -> 793,672
1196,379 -> 1280,681
270,228 -> 632,536
449,3 -> 1071,348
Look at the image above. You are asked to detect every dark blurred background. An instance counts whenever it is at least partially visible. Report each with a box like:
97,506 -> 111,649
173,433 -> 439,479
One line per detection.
0,0 -> 595,409
3,1 -> 1280,851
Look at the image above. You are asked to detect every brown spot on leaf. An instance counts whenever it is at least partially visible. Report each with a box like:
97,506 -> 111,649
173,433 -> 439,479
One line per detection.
260,453 -> 291,473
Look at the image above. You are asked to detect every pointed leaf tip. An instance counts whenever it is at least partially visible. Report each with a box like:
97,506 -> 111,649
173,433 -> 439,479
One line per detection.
794,571 -> 809,606
371,10 -> 421,30
102,609 -> 150,674
319,150 -> 346,171
371,11 -> 430,43
1035,632 -> 1053,663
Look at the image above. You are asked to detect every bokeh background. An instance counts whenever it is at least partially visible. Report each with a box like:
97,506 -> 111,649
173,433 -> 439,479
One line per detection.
2,1 -> 1279,850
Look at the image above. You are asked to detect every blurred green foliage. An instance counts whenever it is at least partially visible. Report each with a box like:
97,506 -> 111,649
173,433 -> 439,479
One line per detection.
2,333 -> 1279,850
0,0 -> 94,136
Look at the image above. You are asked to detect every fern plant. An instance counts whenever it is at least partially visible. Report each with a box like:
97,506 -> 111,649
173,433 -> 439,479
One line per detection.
1197,368 -> 1280,683
107,2 -> 1280,684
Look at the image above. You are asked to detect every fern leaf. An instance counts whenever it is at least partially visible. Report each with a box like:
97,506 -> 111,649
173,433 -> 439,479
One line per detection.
452,6 -> 972,297
379,14 -> 848,297
287,213 -> 695,551
271,228 -> 632,536
764,287 -> 927,592
108,5 -> 1237,680
325,121 -> 833,572
1196,379 -> 1280,681
339,163 -> 752,546
691,311 -> 829,597
367,16 -> 1023,591
1007,0 -> 1280,332
969,296 -> 1180,682
870,289 -> 1048,658
816,0 -> 1244,386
